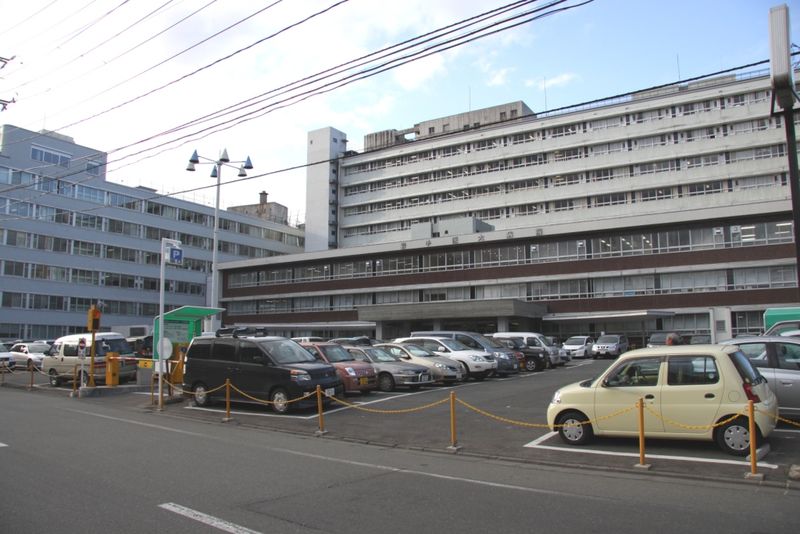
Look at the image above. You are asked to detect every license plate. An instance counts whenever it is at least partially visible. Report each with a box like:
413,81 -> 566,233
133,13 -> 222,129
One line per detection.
421,374 -> 430,381
359,377 -> 369,385
324,387 -> 335,397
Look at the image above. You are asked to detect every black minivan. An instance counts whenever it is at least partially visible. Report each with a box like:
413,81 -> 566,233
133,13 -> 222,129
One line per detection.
183,335 -> 343,414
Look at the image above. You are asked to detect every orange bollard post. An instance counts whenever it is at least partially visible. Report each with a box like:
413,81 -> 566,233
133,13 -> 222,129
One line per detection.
748,400 -> 758,477
635,398 -> 650,469
315,385 -> 327,436
447,391 -> 461,452
222,378 -> 232,422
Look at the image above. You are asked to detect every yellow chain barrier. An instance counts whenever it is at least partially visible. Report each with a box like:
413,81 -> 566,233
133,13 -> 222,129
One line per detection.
162,376 -> 227,397
455,398 -> 638,429
229,383 -> 315,406
644,405 -> 746,431
326,393 -> 450,414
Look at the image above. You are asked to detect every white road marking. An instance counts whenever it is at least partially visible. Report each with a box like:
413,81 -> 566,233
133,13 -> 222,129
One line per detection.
66,409 -> 205,436
525,432 -> 778,469
0,442 -> 7,447
159,503 -> 262,534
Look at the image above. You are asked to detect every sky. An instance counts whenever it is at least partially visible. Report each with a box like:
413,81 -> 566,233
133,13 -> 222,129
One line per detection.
0,0 -> 798,226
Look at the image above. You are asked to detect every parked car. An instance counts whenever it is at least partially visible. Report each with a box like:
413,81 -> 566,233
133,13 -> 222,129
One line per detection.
329,336 -> 374,346
547,345 -> 778,455
562,336 -> 594,359
375,343 -> 463,384
42,333 -> 138,386
687,334 -> 712,344
0,342 -> 12,370
719,336 -> 800,417
301,342 -> 377,394
590,334 -> 629,358
493,336 -> 547,372
8,341 -> 51,370
410,331 -> 519,376
394,337 -> 496,380
490,332 -> 568,367
183,335 -> 342,414
344,346 -> 434,392
646,332 -> 683,347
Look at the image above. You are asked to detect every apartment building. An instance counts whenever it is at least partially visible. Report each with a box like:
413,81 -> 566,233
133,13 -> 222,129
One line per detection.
221,67 -> 799,345
0,125 -> 304,340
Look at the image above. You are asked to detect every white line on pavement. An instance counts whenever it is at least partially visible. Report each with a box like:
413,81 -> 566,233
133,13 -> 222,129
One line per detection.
525,432 -> 778,469
159,503 -> 262,534
66,409 -> 206,436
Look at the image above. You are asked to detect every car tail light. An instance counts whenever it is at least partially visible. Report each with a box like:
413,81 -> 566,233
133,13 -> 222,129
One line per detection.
742,382 -> 761,403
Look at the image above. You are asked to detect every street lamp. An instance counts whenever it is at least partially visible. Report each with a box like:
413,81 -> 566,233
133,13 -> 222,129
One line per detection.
186,149 -> 253,331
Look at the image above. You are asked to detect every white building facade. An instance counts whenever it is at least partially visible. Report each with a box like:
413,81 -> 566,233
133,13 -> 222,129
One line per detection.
221,68 -> 799,346
0,125 -> 304,340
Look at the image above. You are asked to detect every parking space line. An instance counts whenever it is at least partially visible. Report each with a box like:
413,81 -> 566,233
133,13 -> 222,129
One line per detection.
524,432 -> 779,469
159,503 -> 262,534
0,442 -> 7,447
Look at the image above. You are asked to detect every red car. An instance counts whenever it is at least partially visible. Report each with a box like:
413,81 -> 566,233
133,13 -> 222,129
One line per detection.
301,342 -> 377,394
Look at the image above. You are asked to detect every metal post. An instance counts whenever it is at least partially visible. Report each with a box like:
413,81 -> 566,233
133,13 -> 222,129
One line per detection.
88,331 -> 96,387
638,398 -> 646,465
223,378 -> 232,422
210,162 -> 221,332
447,391 -> 461,452
315,385 -> 327,436
748,400 -> 758,477
158,238 -> 166,412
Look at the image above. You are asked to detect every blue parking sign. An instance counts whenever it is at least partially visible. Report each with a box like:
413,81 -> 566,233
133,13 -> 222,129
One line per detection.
169,247 -> 183,265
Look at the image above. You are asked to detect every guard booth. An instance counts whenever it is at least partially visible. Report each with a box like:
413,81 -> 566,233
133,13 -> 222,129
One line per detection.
137,306 -> 224,386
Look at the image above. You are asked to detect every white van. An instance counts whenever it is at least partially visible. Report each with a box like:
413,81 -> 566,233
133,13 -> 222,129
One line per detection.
490,332 -> 569,366
42,333 -> 138,386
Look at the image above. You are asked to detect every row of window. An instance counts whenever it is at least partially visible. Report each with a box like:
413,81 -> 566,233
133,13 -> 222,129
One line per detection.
344,89 -> 773,179
226,265 -> 796,315
343,172 -> 786,220
0,292 -> 178,317
1,260 -> 205,296
0,166 -> 303,247
341,172 -> 787,238
227,219 -> 793,288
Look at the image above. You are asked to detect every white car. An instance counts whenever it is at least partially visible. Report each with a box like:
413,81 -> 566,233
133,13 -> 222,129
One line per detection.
394,337 -> 497,380
561,336 -> 594,359
547,345 -> 777,456
9,341 -> 51,370
0,342 -> 12,370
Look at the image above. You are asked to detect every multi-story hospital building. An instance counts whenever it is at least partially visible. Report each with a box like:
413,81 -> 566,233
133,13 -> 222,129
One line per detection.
221,66 -> 799,346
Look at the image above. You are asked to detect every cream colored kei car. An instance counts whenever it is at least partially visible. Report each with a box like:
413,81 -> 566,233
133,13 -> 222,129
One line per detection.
547,345 -> 778,455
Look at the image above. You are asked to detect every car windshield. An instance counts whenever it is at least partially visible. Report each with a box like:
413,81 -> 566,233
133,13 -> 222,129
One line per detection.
439,339 -> 472,351
564,337 -> 586,345
479,336 -> 504,349
401,344 -> 435,357
364,348 -> 398,362
500,337 -> 524,349
597,335 -> 619,344
320,344 -> 355,362
94,338 -> 133,356
260,339 -> 316,364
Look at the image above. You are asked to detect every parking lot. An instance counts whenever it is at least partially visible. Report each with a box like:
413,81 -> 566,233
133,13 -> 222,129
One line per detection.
4,357 -> 799,485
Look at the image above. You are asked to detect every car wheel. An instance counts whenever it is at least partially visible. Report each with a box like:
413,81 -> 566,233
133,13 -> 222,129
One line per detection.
48,369 -> 60,387
378,373 -> 395,392
193,383 -> 210,407
460,362 -> 471,381
715,417 -> 757,456
556,410 -> 593,445
525,357 -> 539,372
271,388 -> 290,414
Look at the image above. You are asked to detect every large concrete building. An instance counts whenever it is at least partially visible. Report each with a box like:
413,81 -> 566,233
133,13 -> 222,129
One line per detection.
221,66 -> 799,346
0,125 -> 304,340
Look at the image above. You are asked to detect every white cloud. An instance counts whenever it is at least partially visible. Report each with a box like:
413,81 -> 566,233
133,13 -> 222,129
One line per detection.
525,73 -> 579,90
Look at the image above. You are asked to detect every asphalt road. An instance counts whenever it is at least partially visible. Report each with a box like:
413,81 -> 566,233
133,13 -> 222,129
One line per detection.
0,386 -> 797,534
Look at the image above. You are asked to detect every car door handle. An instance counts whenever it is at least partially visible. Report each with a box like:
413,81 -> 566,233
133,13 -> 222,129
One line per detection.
704,393 -> 715,399
644,394 -> 655,399
779,381 -> 792,386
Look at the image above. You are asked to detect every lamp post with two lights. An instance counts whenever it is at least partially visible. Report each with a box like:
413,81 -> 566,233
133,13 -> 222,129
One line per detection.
186,149 -> 253,332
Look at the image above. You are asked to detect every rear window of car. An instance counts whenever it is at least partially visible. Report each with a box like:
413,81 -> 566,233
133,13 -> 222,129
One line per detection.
728,350 -> 765,385
597,335 -> 619,343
